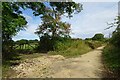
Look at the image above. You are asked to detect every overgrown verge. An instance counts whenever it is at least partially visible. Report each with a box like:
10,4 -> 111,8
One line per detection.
48,39 -> 103,58
85,40 -> 104,49
102,44 -> 120,78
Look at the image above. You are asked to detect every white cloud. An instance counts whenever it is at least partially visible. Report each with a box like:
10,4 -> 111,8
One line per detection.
13,2 -> 118,40
62,2 -> 118,39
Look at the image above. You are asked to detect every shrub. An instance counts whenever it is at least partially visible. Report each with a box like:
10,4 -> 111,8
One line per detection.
103,44 -> 120,77
110,28 -> 120,48
48,40 -> 92,57
85,40 -> 103,49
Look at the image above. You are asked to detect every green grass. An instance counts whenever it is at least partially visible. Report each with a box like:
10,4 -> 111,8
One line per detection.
103,44 -> 120,77
85,40 -> 104,49
15,43 -> 37,50
48,40 -> 103,58
48,40 -> 102,58
19,53 -> 43,60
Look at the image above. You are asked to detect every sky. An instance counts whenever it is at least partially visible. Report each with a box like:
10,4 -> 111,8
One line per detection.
12,2 -> 118,41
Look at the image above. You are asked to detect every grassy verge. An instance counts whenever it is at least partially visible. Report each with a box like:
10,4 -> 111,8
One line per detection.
102,44 -> 120,78
48,40 -> 103,58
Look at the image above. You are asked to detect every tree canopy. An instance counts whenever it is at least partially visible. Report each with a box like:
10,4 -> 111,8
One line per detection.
92,33 -> 104,41
110,16 -> 120,47
2,2 -> 83,55
2,2 -> 82,42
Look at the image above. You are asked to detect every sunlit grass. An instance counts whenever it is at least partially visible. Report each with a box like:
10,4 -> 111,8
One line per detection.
48,40 -> 102,58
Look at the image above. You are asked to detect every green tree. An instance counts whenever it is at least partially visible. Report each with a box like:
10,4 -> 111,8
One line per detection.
35,2 -> 82,52
110,16 -> 120,47
2,2 -> 28,57
85,38 -> 92,40
2,2 -> 82,54
92,33 -> 104,41
35,14 -> 71,38
35,2 -> 82,38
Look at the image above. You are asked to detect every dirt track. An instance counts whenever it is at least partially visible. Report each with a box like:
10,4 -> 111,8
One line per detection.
12,46 -> 106,78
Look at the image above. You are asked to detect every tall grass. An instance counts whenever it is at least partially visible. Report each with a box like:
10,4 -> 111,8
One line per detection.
48,39 -> 102,58
103,44 -> 120,78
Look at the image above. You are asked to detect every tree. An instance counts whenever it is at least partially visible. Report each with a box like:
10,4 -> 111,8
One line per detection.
35,2 -> 82,38
28,39 -> 38,43
85,38 -> 92,40
110,16 -> 120,47
2,2 -> 28,57
2,2 -> 82,42
92,33 -> 104,41
2,2 -> 82,54
35,14 -> 71,38
34,2 -> 82,51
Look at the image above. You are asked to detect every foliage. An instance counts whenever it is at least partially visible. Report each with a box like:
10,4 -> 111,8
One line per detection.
110,28 -> 120,47
103,44 -> 120,78
48,39 -> 92,58
92,33 -> 104,41
2,2 -> 27,41
28,39 -> 39,43
35,2 -> 82,52
35,35 -> 70,52
49,2 -> 82,17
2,2 -> 82,56
103,16 -> 120,78
48,39 -> 103,58
85,40 -> 103,49
36,34 -> 53,52
16,39 -> 28,45
2,2 -> 27,58
14,39 -> 38,54
109,16 -> 120,48
35,2 -> 82,38
35,14 -> 71,38
85,38 -> 92,40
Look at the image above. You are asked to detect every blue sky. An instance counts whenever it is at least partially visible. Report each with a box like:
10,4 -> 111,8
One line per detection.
12,2 -> 118,41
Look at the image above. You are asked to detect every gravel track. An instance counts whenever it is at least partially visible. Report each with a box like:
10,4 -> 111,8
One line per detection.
12,46 -> 106,78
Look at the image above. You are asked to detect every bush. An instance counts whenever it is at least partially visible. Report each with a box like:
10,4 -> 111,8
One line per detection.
85,40 -> 103,49
103,44 -> 120,78
92,33 -> 105,41
35,35 -> 70,52
36,35 -> 53,52
48,40 -> 92,58
110,28 -> 120,48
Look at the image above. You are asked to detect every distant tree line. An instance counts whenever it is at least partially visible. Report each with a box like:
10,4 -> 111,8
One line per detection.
85,33 -> 105,41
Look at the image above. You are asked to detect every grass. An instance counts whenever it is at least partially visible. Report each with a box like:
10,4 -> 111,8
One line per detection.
19,53 -> 43,60
15,43 -> 38,50
48,40 -> 102,58
102,44 -> 120,78
2,39 -> 103,77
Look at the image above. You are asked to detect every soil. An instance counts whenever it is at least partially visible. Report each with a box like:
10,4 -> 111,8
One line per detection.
11,46 -> 107,78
